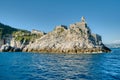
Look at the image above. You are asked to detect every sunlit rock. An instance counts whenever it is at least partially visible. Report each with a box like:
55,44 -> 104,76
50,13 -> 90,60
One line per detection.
23,17 -> 111,54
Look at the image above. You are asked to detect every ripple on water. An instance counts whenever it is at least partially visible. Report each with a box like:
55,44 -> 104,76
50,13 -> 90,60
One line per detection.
0,49 -> 120,80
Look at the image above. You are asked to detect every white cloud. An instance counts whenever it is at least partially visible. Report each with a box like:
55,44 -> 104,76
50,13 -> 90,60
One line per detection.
111,40 -> 120,44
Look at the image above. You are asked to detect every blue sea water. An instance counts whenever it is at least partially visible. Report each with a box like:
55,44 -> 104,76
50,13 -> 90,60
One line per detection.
0,49 -> 120,80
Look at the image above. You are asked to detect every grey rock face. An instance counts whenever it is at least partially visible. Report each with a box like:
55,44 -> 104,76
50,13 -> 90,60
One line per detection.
0,44 -> 21,52
10,38 -> 26,50
0,44 -> 11,52
23,17 -> 111,54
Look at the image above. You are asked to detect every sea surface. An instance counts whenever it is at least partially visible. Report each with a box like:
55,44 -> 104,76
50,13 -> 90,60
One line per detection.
0,48 -> 120,80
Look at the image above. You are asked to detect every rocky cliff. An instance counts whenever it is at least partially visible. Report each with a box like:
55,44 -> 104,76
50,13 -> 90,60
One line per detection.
0,24 -> 45,52
23,17 -> 111,54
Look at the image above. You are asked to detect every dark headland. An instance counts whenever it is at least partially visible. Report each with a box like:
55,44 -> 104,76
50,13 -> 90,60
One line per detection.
0,17 -> 111,54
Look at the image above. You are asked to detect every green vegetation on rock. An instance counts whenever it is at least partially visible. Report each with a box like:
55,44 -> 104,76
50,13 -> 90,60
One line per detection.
0,23 -> 18,38
13,30 -> 44,43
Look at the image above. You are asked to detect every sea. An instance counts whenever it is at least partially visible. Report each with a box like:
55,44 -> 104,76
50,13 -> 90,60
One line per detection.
0,48 -> 120,80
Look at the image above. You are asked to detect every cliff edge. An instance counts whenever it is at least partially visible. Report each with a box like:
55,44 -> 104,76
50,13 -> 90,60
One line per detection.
23,17 -> 111,54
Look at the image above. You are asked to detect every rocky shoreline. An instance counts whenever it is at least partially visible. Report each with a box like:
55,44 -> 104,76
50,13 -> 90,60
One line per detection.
0,45 -> 111,54
23,47 -> 111,54
0,17 -> 111,54
0,44 -> 21,52
0,44 -> 111,54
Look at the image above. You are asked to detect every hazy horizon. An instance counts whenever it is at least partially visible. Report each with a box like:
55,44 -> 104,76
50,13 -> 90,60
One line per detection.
0,0 -> 120,44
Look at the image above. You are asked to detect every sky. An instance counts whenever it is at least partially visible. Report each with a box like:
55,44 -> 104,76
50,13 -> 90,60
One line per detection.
0,0 -> 120,44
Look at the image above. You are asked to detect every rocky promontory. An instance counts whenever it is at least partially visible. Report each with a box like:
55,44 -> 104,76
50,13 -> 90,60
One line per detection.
23,17 -> 111,54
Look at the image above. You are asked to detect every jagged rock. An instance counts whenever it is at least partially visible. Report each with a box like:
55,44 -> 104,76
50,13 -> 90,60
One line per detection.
10,38 -> 22,48
13,48 -> 21,52
0,44 -> 11,52
0,44 -> 22,52
11,38 -> 26,48
23,17 -> 111,54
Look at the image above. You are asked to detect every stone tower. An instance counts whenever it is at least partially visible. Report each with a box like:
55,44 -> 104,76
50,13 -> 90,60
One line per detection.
81,16 -> 85,22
